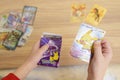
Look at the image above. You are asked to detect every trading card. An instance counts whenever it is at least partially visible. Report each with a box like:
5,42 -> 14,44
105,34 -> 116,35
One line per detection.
0,29 -> 10,49
3,30 -> 23,50
71,4 -> 86,23
18,26 -> 33,47
38,32 -> 62,67
70,23 -> 106,62
16,23 -> 28,33
21,6 -> 37,25
7,11 -> 20,28
0,15 -> 8,28
85,4 -> 107,26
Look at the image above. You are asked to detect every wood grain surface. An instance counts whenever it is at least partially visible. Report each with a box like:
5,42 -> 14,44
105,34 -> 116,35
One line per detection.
0,0 -> 120,69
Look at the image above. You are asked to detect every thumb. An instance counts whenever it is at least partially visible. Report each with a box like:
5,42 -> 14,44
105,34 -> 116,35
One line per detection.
93,40 -> 102,57
38,44 -> 49,54
33,44 -> 49,61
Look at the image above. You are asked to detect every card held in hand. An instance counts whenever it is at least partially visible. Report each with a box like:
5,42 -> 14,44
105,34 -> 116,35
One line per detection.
38,33 -> 62,67
70,23 -> 106,63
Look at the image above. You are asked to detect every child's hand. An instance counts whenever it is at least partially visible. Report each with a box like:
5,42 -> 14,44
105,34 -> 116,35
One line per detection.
13,41 -> 49,79
28,40 -> 49,68
87,40 -> 113,80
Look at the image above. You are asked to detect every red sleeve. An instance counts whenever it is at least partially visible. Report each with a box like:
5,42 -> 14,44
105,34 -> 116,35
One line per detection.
2,73 -> 20,80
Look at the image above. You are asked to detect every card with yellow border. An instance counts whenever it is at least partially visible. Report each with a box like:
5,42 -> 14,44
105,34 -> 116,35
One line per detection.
71,4 -> 86,23
85,4 -> 107,26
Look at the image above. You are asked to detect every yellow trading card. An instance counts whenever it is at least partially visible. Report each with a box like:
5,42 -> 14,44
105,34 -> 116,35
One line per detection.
71,4 -> 86,23
85,4 -> 107,26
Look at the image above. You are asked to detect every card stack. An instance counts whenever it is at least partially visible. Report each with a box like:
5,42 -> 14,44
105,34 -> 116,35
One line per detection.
0,6 -> 37,50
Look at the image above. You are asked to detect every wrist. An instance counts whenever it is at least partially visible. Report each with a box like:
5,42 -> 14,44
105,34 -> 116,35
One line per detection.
87,73 -> 104,80
13,61 -> 37,79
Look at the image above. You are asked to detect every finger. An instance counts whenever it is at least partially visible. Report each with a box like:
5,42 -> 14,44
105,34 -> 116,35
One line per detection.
101,40 -> 113,58
32,40 -> 40,54
37,44 -> 49,54
93,40 -> 102,57
30,44 -> 49,64
102,40 -> 112,52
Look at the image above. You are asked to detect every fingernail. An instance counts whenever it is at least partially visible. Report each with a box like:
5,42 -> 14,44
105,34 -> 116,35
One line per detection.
45,44 -> 49,47
95,40 -> 101,43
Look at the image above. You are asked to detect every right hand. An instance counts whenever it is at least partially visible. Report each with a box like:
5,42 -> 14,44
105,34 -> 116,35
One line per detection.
13,41 -> 49,80
87,40 -> 113,80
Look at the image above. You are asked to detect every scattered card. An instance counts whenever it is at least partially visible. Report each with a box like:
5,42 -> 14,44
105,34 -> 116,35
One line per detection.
0,6 -> 37,50
18,26 -> 33,47
70,23 -> 106,62
16,23 -> 28,33
3,30 -> 23,50
21,6 -> 37,25
85,4 -> 107,26
0,15 -> 8,28
71,4 -> 86,23
38,32 -> 62,67
7,11 -> 20,28
0,29 -> 10,49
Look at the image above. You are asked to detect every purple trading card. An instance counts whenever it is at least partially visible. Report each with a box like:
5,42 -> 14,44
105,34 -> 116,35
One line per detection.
38,33 -> 62,67
7,11 -> 20,28
21,6 -> 37,25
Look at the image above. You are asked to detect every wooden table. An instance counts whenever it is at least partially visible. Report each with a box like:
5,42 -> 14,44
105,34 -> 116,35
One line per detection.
0,0 -> 120,69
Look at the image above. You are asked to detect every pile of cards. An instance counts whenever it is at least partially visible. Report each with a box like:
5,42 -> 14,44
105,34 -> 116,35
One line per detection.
0,6 -> 37,50
71,4 -> 107,62
38,33 -> 62,67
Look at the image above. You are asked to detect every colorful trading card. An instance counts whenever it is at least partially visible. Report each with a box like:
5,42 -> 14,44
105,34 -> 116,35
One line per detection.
7,11 -> 20,28
0,15 -> 8,28
3,30 -> 23,50
85,4 -> 107,26
21,6 -> 37,25
71,4 -> 86,23
38,33 -> 62,67
16,23 -> 28,33
70,23 -> 106,62
18,26 -> 33,47
0,29 -> 10,49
